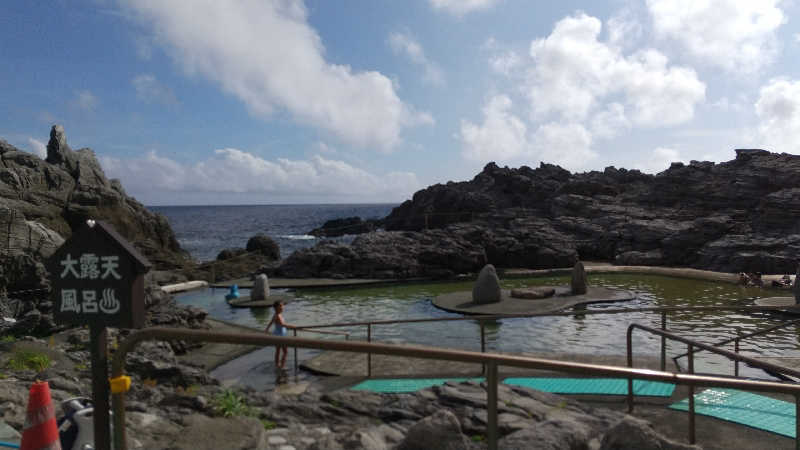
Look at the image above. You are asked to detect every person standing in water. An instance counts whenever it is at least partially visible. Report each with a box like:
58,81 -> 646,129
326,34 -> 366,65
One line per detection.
266,300 -> 292,370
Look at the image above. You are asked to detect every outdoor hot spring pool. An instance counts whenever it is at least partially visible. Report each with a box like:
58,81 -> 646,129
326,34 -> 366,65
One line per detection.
175,273 -> 800,388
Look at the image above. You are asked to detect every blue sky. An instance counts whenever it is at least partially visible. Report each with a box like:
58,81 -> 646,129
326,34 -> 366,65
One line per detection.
3,0 -> 800,205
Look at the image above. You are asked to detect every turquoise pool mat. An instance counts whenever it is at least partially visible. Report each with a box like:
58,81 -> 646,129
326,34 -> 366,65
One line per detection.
351,377 -> 484,393
503,377 -> 675,397
670,388 -> 795,438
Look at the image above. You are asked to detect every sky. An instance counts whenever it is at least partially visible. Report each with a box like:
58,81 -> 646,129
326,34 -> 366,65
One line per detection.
3,0 -> 800,205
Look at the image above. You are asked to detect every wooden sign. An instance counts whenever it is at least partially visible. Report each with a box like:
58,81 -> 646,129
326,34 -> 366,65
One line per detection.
48,220 -> 150,329
47,220 -> 152,450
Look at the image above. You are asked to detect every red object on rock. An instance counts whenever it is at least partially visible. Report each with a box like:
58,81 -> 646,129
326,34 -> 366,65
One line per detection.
20,381 -> 61,450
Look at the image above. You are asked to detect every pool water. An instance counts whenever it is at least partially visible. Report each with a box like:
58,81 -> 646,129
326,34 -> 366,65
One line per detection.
176,274 -> 799,387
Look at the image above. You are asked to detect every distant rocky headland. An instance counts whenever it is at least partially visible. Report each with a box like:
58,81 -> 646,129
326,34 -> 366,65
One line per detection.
282,150 -> 800,279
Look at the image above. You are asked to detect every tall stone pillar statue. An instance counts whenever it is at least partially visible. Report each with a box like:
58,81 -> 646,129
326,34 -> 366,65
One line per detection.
571,261 -> 588,295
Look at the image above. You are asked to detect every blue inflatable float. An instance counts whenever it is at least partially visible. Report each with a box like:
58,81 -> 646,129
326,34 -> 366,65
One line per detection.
225,284 -> 240,300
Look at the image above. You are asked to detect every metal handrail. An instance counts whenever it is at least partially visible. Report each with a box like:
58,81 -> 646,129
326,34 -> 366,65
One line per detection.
296,305 -> 799,330
672,319 -> 800,376
628,323 -> 800,445
111,327 -> 800,450
296,305 -> 799,375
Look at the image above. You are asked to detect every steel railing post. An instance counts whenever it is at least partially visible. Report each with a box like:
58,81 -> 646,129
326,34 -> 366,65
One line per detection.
688,343 -> 695,445
660,310 -> 667,371
627,325 -> 634,413
487,362 -> 498,450
794,394 -> 800,450
734,339 -> 740,377
481,321 -> 486,375
293,328 -> 298,374
367,324 -> 372,377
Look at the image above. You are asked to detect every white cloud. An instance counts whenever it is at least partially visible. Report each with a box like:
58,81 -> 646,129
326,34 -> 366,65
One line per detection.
458,95 -> 597,171
532,122 -> 596,170
590,103 -> 631,139
527,13 -> 705,126
313,141 -> 336,154
607,8 -> 643,50
488,50 -> 521,76
647,0 -> 785,73
754,78 -> 800,152
100,149 -> 421,201
634,147 -> 683,174
387,31 -> 444,86
459,95 -> 529,162
121,0 -> 432,151
132,74 -> 178,105
429,0 -> 500,16
26,138 -> 46,158
73,90 -> 98,111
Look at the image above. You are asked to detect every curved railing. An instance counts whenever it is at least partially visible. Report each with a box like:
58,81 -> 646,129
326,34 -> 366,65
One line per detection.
671,318 -> 800,378
627,323 -> 800,444
111,327 -> 800,450
294,304 -> 800,375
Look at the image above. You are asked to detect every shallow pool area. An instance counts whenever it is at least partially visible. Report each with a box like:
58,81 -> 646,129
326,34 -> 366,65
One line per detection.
176,273 -> 800,386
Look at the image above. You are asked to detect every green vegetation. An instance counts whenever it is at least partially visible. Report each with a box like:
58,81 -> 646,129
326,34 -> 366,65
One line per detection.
6,350 -> 51,372
261,419 -> 276,430
0,373 -> 7,380
0,335 -> 16,344
471,435 -> 486,442
213,390 -> 255,418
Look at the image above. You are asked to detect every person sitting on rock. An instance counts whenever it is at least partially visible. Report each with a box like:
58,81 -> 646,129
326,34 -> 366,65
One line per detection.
772,274 -> 792,288
739,272 -> 750,285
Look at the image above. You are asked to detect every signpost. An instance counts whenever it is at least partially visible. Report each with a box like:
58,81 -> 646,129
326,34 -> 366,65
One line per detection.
48,220 -> 150,450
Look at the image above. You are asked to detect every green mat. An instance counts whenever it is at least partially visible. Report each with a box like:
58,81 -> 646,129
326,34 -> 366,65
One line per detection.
503,377 -> 676,397
670,388 -> 795,438
350,377 -> 484,393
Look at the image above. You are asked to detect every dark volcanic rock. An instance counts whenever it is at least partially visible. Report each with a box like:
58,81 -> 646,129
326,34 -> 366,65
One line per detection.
216,247 -> 247,261
309,216 -> 380,237
1,125 -> 188,272
371,151 -> 800,274
246,234 -> 280,260
0,126 -> 193,336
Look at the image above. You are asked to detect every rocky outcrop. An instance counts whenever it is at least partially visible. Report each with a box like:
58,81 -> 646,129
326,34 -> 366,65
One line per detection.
246,234 -> 280,260
308,216 -> 380,238
0,126 -> 192,336
278,220 -> 577,279
376,151 -> 800,274
0,126 -> 188,278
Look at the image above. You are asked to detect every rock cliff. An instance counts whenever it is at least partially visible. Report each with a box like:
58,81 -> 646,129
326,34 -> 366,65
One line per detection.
0,125 -> 189,328
282,150 -> 800,277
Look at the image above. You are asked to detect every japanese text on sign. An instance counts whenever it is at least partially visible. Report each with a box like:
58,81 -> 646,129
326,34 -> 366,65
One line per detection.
58,253 -> 123,315
60,253 -> 122,280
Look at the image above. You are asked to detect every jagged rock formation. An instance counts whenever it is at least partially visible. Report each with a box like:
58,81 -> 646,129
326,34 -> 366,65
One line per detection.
0,126 -> 187,276
0,126 -> 190,335
308,216 -> 380,237
379,151 -> 800,274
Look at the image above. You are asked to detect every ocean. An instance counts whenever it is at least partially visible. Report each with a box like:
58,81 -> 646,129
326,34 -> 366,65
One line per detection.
148,204 -> 397,262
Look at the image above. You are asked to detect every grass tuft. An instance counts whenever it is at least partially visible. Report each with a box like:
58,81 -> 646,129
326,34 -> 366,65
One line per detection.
6,350 -> 51,372
213,390 -> 255,418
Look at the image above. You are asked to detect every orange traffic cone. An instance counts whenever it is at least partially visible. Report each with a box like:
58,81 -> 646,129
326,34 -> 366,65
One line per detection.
20,381 -> 61,450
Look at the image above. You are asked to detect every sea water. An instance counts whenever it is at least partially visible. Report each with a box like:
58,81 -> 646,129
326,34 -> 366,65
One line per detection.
150,203 -> 395,262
